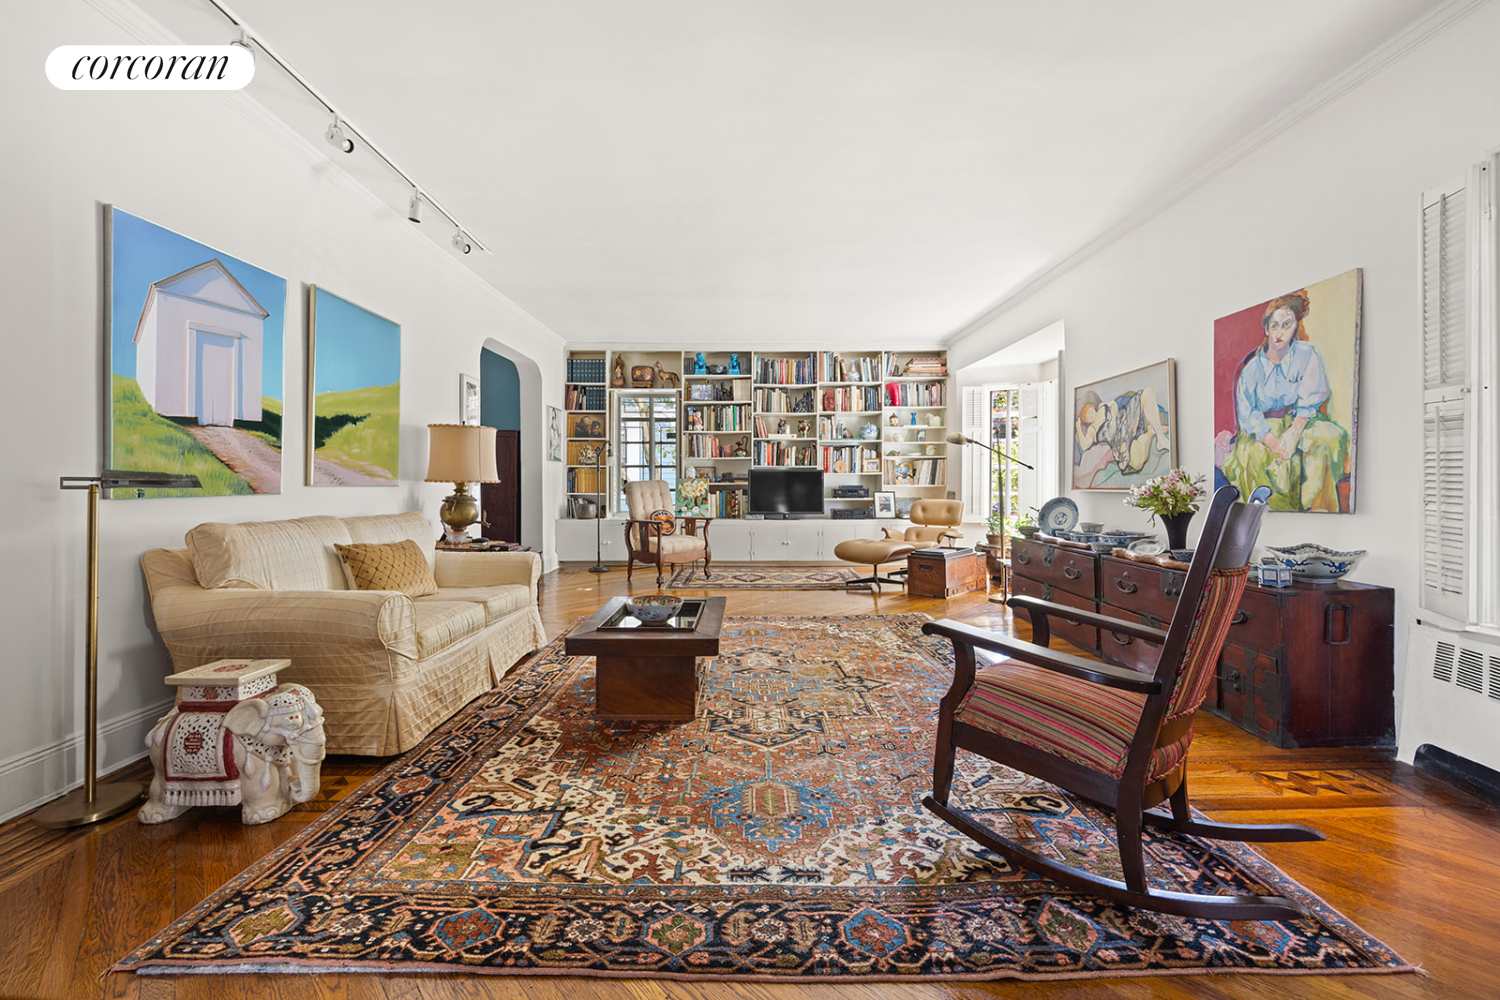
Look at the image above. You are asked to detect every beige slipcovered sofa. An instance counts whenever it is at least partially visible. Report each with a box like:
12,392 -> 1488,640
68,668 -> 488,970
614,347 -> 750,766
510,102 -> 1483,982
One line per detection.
141,511 -> 545,755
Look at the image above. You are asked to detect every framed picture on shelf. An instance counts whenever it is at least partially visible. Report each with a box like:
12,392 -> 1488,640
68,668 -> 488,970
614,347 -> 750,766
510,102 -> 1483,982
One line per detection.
687,466 -> 716,480
460,373 -> 480,425
873,491 -> 896,518
545,405 -> 563,462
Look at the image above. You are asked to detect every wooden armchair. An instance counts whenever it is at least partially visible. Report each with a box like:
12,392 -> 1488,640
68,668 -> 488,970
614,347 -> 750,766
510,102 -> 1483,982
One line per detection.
622,480 -> 712,587
921,485 -> 1324,920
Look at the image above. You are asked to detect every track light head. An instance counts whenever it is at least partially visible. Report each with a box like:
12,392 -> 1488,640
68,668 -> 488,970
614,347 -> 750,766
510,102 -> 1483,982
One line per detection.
452,230 -> 472,254
324,117 -> 353,154
407,190 -> 422,224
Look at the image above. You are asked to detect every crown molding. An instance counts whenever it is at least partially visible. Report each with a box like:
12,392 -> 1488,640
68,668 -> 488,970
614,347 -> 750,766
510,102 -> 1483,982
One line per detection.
945,0 -> 1493,347
83,0 -> 565,348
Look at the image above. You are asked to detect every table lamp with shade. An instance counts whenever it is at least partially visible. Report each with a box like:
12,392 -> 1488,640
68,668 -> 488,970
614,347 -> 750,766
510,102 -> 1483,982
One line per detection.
425,423 -> 500,541
33,469 -> 201,829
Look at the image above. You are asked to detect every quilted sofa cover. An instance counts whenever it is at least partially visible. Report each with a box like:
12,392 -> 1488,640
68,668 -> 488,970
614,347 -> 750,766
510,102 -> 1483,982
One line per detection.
142,512 -> 546,755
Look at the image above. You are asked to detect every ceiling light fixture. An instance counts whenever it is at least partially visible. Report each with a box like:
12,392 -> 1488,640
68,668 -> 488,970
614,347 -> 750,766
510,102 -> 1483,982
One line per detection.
324,115 -> 354,154
202,0 -> 487,253
407,189 -> 422,224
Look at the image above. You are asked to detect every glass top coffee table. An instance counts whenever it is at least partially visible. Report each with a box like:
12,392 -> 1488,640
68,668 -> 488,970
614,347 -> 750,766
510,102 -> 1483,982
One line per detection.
564,596 -> 726,721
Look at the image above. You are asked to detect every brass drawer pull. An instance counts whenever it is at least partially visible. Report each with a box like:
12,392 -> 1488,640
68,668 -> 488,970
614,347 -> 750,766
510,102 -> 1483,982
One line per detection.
1115,577 -> 1139,594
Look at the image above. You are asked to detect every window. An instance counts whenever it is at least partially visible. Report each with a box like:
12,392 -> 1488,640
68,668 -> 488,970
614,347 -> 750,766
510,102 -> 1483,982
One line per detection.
962,381 -> 1054,527
991,388 -> 1021,527
614,391 -> 678,513
1419,156 -> 1497,630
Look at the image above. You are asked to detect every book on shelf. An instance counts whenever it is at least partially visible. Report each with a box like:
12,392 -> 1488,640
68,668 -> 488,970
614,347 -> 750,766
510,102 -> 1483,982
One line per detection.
565,384 -> 605,410
883,457 -> 948,486
755,353 -> 816,385
884,381 -> 947,407
821,353 -> 881,383
901,355 -> 948,377
566,357 -> 607,383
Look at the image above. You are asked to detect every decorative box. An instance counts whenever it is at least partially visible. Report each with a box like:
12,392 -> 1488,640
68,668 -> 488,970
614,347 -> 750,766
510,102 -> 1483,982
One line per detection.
1256,564 -> 1295,587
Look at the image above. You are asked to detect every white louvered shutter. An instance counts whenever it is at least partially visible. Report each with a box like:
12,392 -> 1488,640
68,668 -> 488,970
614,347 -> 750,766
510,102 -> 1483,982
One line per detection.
1018,383 -> 1040,516
961,386 -> 990,517
1419,175 -> 1475,621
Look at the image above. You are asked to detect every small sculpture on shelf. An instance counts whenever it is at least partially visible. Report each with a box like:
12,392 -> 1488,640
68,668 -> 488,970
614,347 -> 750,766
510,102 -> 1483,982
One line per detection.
611,355 -> 626,388
695,352 -> 707,374
654,361 -> 680,388
732,437 -> 749,457
631,365 -> 655,388
797,419 -> 811,437
777,418 -> 790,435
729,353 -> 741,375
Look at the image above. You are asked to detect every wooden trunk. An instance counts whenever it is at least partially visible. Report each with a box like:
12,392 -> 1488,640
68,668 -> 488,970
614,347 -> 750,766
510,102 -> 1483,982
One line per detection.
905,549 -> 986,599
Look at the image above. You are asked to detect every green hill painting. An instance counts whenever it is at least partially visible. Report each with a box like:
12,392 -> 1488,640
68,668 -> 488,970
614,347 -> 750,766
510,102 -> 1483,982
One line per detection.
308,287 -> 400,486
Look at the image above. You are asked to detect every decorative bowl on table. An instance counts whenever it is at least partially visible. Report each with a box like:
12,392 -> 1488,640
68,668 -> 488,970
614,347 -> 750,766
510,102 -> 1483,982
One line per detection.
1128,538 -> 1164,556
1077,521 -> 1104,533
1089,541 -> 1115,554
624,595 -> 684,624
1264,543 -> 1366,582
1016,524 -> 1040,538
1170,548 -> 1195,563
1038,497 -> 1079,534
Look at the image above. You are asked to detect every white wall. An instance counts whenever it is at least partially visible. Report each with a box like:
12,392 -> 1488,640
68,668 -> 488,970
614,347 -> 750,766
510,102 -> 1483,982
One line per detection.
948,2 -> 1500,767
0,2 -> 567,820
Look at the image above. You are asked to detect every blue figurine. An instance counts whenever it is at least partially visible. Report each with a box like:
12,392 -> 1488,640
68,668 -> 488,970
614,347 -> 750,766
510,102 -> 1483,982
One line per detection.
729,353 -> 740,375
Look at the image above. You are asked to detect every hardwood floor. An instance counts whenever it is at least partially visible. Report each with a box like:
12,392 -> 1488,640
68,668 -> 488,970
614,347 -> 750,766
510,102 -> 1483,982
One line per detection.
3,562 -> 1498,999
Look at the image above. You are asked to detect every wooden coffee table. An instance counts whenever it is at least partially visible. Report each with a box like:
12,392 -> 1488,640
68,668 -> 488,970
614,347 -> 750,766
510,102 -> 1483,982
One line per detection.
565,596 -> 726,721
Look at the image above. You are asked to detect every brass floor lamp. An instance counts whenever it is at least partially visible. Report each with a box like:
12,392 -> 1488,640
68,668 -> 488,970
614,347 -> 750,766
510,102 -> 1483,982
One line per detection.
34,470 -> 200,828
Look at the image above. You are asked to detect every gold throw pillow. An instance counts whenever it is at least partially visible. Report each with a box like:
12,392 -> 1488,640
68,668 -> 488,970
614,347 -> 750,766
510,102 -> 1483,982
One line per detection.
334,540 -> 438,597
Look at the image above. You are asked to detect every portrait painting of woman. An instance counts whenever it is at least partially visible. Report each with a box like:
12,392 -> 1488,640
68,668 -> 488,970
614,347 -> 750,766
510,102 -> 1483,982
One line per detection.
1213,269 -> 1361,513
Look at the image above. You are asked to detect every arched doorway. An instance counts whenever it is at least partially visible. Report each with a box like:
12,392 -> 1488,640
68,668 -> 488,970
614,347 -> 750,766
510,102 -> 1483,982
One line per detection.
479,341 -> 544,548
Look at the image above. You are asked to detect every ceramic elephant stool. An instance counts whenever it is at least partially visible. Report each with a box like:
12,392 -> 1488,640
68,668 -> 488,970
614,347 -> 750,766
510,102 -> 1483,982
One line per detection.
139,658 -> 326,825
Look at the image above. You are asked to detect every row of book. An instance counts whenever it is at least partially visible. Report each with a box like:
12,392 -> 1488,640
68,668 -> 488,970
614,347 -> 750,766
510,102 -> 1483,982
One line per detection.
821,354 -> 882,383
885,381 -> 947,407
900,355 -> 948,377
753,387 -> 816,413
821,445 -> 879,473
565,384 -> 606,410
755,353 -> 817,385
684,435 -> 747,458
567,467 -> 603,493
884,457 -> 948,486
754,441 -> 816,466
821,385 -> 883,412
684,403 -> 750,431
566,357 -> 607,383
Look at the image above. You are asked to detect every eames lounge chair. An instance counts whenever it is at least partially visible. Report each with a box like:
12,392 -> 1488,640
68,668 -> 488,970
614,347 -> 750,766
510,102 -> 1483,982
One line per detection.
920,485 -> 1324,920
833,499 -> 964,592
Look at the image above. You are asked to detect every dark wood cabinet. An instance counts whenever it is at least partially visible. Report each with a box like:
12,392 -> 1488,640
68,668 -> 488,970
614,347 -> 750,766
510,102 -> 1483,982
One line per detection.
1007,537 -> 1396,748
906,549 -> 986,599
480,429 -> 521,545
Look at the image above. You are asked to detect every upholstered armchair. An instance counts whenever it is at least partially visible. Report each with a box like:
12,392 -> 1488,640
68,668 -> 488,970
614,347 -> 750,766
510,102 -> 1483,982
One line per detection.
833,498 -> 965,592
622,480 -> 712,586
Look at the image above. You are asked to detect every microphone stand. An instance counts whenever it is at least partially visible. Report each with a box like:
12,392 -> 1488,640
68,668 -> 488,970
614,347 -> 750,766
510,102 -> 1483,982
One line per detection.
588,441 -> 611,573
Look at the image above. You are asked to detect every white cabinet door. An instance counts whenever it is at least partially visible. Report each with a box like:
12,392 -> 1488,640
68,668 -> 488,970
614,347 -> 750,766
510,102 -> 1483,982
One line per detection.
555,519 -> 624,562
707,520 -> 754,562
750,520 -> 825,561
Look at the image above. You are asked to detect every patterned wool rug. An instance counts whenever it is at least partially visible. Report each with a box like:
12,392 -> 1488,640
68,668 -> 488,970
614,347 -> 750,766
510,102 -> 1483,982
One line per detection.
666,564 -> 869,590
115,615 -> 1410,982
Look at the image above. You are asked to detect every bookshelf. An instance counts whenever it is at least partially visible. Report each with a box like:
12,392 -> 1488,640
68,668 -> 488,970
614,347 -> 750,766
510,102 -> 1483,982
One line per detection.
564,352 -> 608,502
563,348 -> 948,518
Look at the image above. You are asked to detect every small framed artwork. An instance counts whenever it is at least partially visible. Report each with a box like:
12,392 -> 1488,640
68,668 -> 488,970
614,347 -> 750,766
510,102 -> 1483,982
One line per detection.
545,405 -> 563,462
460,373 -> 480,426
873,491 -> 896,518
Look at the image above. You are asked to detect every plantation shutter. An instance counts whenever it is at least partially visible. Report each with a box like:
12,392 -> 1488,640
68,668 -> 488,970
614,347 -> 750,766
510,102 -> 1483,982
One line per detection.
1419,174 -> 1475,621
961,386 -> 989,517
1018,383 -> 1040,517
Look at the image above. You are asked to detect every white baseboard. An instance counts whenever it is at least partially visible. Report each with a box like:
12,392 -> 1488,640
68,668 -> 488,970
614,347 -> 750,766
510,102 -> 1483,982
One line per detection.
0,698 -> 174,824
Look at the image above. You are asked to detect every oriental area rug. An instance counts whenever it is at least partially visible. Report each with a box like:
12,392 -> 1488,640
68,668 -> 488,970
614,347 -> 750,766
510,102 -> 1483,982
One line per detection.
666,564 -> 868,590
115,615 -> 1410,982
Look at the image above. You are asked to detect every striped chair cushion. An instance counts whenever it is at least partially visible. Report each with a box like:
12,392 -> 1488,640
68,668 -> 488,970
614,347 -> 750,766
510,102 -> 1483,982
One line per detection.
1166,565 -> 1251,721
954,661 -> 1190,781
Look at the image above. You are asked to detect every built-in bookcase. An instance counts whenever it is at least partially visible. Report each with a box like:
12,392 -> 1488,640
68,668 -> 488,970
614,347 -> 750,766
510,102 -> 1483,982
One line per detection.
563,348 -> 947,516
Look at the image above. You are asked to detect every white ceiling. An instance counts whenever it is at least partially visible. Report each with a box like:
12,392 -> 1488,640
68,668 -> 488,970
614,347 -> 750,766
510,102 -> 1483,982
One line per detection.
146,0 -> 1438,348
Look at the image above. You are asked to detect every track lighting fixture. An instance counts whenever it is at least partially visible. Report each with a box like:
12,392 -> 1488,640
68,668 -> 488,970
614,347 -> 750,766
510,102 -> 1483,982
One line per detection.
452,230 -> 472,254
324,116 -> 354,154
407,190 -> 422,224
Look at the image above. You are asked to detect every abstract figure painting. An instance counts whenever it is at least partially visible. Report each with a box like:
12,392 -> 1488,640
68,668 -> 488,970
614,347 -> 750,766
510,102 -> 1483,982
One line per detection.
106,206 -> 286,497
1072,360 -> 1176,490
546,405 -> 564,462
1213,269 -> 1361,512
307,286 -> 400,486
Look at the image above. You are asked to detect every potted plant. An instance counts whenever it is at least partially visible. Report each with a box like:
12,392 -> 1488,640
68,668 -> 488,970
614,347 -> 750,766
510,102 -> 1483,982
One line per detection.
984,509 -> 1006,546
1124,469 -> 1206,550
1013,507 -> 1040,538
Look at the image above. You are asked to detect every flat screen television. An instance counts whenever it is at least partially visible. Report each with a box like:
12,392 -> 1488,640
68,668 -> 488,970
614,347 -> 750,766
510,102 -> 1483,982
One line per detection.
748,468 -> 825,516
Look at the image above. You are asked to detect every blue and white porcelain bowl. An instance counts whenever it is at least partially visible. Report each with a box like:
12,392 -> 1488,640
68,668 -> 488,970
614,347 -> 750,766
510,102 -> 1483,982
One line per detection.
1264,543 -> 1366,582
625,595 -> 684,623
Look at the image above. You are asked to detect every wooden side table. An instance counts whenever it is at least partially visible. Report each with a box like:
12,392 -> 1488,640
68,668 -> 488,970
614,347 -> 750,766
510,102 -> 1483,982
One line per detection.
906,548 -> 986,599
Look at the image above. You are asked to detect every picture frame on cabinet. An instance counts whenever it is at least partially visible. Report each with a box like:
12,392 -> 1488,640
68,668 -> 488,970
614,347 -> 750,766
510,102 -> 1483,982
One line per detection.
873,491 -> 896,518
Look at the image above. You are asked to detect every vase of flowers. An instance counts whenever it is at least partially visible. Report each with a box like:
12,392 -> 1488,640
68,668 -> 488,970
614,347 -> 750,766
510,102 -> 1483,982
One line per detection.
1124,469 -> 1206,550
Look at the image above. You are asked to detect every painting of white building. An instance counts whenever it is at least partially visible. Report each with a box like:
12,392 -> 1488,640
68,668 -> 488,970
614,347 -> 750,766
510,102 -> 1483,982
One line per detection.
133,259 -> 267,426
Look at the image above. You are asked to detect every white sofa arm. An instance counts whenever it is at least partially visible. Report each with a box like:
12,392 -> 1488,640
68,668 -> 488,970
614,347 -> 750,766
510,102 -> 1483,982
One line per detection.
149,586 -> 418,662
434,550 -> 541,593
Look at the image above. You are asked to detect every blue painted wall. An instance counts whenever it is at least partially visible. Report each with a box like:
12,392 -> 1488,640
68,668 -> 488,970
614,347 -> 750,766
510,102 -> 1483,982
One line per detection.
481,348 -> 520,430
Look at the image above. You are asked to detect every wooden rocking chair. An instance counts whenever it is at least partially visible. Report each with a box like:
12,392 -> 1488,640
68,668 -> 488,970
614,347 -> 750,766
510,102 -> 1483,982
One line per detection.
921,485 -> 1324,920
